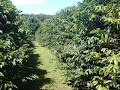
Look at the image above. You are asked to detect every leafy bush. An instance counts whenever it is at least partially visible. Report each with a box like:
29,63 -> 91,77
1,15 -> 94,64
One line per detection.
36,0 -> 120,89
0,0 -> 39,90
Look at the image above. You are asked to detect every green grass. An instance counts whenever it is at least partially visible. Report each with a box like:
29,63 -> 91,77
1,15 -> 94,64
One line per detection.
33,41 -> 73,90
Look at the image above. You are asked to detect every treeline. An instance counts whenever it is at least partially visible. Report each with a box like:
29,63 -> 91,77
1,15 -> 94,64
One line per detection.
36,0 -> 120,90
21,14 -> 51,40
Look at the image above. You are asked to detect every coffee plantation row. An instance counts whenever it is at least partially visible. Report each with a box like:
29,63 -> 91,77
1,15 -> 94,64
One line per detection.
0,0 -> 47,90
36,0 -> 120,90
1,0 -> 120,90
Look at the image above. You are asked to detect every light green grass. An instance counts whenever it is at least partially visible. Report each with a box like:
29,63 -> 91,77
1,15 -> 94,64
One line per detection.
33,42 -> 73,90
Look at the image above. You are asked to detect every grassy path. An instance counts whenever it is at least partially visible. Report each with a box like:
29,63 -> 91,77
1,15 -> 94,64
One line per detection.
33,42 -> 73,90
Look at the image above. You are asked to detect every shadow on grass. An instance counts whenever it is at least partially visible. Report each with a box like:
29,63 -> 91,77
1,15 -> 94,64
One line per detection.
19,46 -> 52,90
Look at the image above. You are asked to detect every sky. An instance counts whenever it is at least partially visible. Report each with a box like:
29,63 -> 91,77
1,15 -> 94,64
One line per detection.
11,0 -> 82,15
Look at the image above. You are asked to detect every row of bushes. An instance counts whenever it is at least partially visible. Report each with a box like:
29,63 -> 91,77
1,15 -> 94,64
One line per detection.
36,0 -> 120,89
0,0 -> 40,90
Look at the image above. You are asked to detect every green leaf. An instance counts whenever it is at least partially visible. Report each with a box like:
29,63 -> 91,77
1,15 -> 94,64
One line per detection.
97,85 -> 109,90
0,72 -> 4,77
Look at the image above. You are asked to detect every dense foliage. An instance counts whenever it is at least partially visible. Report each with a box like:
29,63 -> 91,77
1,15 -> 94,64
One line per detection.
36,0 -> 120,90
0,0 -> 40,90
1,0 -> 120,89
22,14 -> 51,40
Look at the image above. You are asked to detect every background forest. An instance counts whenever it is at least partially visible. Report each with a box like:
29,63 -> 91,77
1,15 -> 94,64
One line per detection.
0,0 -> 120,90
